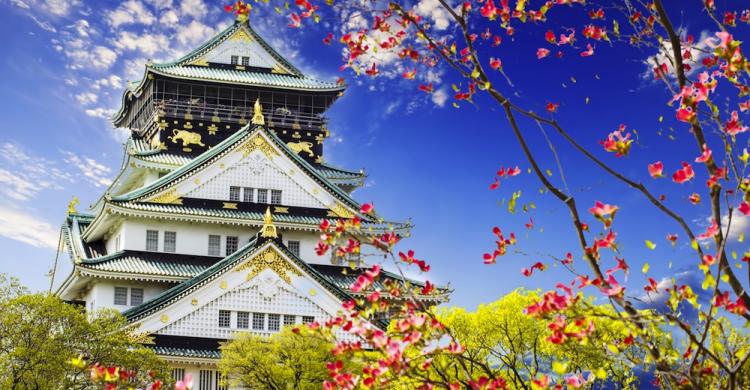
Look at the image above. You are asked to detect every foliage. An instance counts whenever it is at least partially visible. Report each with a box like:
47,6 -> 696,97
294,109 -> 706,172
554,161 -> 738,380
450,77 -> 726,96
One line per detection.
420,289 -> 643,388
218,326 -> 359,389
0,275 -> 169,390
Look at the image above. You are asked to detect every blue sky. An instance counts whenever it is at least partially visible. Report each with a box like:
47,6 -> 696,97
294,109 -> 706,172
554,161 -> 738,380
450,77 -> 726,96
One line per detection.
0,0 -> 748,310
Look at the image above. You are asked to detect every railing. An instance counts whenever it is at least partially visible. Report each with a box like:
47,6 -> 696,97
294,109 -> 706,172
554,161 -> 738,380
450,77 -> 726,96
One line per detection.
154,99 -> 328,132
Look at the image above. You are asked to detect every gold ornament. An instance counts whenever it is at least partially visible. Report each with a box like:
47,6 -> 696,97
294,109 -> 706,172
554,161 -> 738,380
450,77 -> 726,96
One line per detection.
251,98 -> 265,125
260,207 -> 278,238
236,246 -> 302,284
67,196 -> 79,215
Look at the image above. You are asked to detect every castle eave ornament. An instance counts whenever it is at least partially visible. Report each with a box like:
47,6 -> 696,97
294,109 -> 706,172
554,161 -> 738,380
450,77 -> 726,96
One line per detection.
251,98 -> 265,125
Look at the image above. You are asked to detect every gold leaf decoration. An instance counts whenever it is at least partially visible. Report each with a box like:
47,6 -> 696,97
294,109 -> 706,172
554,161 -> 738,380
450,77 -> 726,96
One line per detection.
239,133 -> 278,160
236,246 -> 302,284
148,188 -> 183,205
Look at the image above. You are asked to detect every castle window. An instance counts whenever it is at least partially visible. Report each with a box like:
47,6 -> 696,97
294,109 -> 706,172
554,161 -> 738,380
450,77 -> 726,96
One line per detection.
146,230 -> 159,251
164,231 -> 176,253
288,240 -> 300,257
237,311 -> 249,329
230,55 -> 238,65
130,288 -> 144,306
257,189 -> 268,203
252,312 -> 264,330
208,235 -> 221,256
243,187 -> 254,202
218,310 -> 231,328
172,368 -> 185,382
271,190 -> 282,205
268,314 -> 281,331
216,372 -> 227,390
114,287 -> 128,305
241,56 -> 250,66
229,186 -> 241,202
114,235 -> 121,252
198,369 -> 214,390
302,316 -> 315,324
226,236 -> 238,255
283,315 -> 296,327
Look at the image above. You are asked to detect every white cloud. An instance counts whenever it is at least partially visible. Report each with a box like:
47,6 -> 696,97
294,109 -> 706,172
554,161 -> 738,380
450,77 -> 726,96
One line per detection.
71,19 -> 90,37
431,88 -> 447,107
0,206 -> 59,249
114,31 -> 169,56
176,20 -> 215,47
723,209 -> 749,242
93,75 -> 123,90
106,0 -> 156,28
84,107 -> 115,119
0,143 -> 72,201
146,0 -> 173,9
75,91 -> 97,105
159,9 -> 179,27
179,0 -> 208,20
62,152 -> 113,188
414,0 -> 451,30
63,39 -> 118,70
10,0 -> 30,10
44,0 -> 80,17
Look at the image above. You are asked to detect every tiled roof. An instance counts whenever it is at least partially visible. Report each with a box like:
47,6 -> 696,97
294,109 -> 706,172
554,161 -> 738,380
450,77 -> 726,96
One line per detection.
148,65 -> 342,92
149,346 -> 221,359
81,250 -> 218,279
111,201 -> 410,233
311,264 -> 448,301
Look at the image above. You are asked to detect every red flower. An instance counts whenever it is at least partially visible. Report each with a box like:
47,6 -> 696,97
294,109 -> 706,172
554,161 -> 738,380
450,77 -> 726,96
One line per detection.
546,102 -> 559,113
648,161 -> 664,178
695,144 -> 712,163
580,43 -> 594,57
522,262 -> 545,277
725,110 -> 748,136
360,203 -> 374,214
418,83 -> 433,93
536,48 -> 550,59
479,0 -> 497,19
671,162 -> 695,183
739,202 -> 750,216
489,57 -> 502,70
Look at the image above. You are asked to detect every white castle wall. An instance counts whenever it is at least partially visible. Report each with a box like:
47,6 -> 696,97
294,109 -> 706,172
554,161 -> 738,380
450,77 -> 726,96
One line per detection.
109,219 -> 329,264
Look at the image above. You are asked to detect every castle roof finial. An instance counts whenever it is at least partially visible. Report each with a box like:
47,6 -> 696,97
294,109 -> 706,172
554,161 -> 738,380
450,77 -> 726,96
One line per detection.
260,207 -> 277,238
252,98 -> 265,125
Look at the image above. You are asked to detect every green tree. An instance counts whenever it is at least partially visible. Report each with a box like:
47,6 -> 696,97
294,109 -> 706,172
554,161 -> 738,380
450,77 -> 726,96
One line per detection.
0,275 -> 168,389
388,289 -> 647,389
219,326 -> 356,389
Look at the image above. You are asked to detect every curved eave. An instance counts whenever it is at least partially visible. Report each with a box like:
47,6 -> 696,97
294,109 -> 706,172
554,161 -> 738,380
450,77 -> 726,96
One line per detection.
82,201 -> 411,242
77,267 -> 188,283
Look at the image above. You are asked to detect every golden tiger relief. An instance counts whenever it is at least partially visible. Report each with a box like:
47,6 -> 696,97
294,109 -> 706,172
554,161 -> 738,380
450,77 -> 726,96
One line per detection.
286,141 -> 314,157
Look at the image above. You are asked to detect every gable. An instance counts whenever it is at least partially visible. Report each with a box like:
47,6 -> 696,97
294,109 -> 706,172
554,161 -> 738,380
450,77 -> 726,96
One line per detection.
132,242 -> 349,335
157,269 -> 330,339
183,149 -> 326,209
197,28 -> 291,74
140,130 -> 356,216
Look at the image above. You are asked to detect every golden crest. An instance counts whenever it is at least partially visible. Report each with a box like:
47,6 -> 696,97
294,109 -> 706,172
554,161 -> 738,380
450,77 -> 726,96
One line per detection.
223,202 -> 238,209
160,315 -> 169,323
239,133 -> 278,160
236,246 -> 302,284
229,29 -> 253,42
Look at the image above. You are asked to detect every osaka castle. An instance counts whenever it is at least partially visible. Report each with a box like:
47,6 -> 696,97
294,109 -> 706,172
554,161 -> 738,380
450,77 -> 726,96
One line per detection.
53,15 -> 447,388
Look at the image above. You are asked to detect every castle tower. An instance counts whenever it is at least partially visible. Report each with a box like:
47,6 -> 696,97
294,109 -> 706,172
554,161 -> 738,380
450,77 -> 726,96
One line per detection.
54,15 -> 445,387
